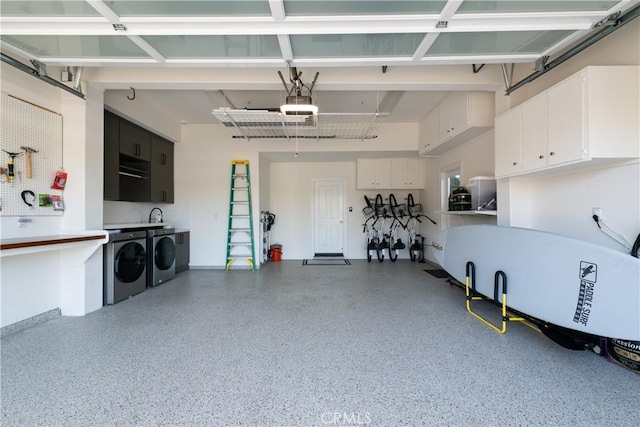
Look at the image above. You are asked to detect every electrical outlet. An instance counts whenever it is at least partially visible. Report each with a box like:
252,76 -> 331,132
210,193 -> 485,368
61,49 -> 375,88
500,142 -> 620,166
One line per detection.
592,207 -> 602,218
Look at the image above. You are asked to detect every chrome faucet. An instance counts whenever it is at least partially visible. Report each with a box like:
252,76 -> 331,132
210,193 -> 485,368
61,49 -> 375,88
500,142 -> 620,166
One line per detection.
148,207 -> 163,223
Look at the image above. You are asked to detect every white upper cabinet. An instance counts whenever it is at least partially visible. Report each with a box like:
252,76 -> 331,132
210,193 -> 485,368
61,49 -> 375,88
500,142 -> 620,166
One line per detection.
438,91 -> 470,142
358,158 -> 424,190
521,92 -> 549,172
495,66 -> 640,179
547,72 -> 586,166
357,159 -> 392,189
391,158 -> 425,189
418,108 -> 440,154
494,107 -> 522,178
419,91 -> 495,157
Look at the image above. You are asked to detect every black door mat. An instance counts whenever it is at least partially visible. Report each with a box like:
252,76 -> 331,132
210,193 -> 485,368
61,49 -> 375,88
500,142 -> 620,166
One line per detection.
303,259 -> 351,266
424,269 -> 450,278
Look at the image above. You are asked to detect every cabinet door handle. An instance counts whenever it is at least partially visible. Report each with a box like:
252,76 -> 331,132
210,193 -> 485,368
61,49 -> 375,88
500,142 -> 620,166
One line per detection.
161,190 -> 166,202
549,152 -> 555,156
539,155 -> 545,159
161,153 -> 167,165
512,162 -> 518,166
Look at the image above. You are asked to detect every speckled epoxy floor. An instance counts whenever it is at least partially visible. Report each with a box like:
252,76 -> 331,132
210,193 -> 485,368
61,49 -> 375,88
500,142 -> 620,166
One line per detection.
1,260 -> 638,426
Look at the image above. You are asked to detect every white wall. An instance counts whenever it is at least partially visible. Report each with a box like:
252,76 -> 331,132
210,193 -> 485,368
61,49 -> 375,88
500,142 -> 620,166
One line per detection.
1,63 -> 105,327
103,90 -> 181,143
177,124 -> 261,268
0,64 -> 64,238
528,162 -> 639,252
269,162 -> 350,259
421,131 -> 496,263
59,84 -> 105,315
269,161 -> 423,260
1,252 -> 60,327
177,122 -> 419,266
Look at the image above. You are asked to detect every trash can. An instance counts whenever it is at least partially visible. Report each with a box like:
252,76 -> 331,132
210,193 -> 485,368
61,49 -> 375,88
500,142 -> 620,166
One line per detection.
269,244 -> 283,262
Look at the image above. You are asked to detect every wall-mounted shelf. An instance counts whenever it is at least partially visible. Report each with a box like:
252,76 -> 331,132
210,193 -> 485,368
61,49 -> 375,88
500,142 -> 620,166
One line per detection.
439,210 -> 497,216
0,232 -> 108,258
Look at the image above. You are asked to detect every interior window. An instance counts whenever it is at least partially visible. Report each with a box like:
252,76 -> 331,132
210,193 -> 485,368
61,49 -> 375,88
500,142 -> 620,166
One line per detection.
441,166 -> 461,212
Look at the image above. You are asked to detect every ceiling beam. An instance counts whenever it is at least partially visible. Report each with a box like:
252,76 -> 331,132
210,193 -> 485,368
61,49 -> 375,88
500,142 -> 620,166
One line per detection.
377,91 -> 404,114
0,14 -> 603,36
441,0 -> 464,21
84,64 -> 504,92
127,35 -> 166,63
34,53 -> 539,68
268,0 -> 286,22
85,0 -> 121,23
412,33 -> 440,61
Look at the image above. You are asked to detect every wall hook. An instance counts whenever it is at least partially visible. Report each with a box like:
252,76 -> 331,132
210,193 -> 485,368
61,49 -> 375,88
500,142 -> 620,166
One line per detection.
127,87 -> 136,100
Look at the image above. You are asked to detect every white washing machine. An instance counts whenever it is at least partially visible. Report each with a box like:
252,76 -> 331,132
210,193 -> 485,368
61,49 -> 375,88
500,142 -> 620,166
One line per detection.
147,228 -> 176,286
104,230 -> 148,305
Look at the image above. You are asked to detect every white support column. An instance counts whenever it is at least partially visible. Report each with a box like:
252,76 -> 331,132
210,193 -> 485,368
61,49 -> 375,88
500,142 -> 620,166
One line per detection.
60,83 -> 106,315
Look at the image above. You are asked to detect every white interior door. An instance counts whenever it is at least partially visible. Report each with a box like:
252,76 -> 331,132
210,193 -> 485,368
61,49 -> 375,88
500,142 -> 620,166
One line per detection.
313,179 -> 345,256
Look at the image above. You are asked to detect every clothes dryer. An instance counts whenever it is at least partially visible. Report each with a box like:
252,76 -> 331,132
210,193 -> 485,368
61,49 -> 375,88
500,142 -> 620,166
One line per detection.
147,228 -> 176,286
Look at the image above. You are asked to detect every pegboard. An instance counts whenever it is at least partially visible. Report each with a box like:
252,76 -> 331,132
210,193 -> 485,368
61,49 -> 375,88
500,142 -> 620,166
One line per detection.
0,92 -> 64,216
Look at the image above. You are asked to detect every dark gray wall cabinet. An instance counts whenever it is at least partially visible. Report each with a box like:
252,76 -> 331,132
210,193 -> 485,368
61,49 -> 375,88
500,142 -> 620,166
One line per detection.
119,120 -> 151,161
150,135 -> 174,203
104,110 -> 174,203
104,111 -> 120,201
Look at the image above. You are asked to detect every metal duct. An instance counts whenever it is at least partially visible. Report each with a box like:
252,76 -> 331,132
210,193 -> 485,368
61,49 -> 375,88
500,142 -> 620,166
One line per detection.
1,53 -> 85,99
73,66 -> 83,93
506,4 -> 640,95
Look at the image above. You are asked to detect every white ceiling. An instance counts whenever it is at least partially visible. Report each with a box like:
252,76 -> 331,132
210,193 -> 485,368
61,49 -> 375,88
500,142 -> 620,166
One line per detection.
105,88 -> 449,124
2,0 -> 638,126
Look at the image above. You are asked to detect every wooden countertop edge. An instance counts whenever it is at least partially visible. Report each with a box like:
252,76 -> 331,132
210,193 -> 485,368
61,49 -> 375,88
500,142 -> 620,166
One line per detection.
0,234 -> 106,251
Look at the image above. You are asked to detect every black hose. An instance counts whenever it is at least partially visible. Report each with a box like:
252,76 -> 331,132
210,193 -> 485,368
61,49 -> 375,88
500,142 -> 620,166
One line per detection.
389,193 -> 398,218
631,233 -> 640,258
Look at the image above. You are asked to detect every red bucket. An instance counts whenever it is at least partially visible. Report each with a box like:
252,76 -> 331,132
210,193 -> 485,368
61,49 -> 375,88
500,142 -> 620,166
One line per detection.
269,244 -> 282,262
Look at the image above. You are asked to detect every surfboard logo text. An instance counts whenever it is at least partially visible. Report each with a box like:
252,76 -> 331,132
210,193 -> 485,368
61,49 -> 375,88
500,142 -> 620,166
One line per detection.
580,261 -> 597,281
573,262 -> 597,327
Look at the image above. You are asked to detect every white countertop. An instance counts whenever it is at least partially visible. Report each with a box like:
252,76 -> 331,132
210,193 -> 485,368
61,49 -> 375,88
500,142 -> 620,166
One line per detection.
104,222 -> 170,230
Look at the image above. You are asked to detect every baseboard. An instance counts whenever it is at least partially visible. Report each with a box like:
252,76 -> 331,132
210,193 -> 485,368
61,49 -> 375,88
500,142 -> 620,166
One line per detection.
1,308 -> 61,338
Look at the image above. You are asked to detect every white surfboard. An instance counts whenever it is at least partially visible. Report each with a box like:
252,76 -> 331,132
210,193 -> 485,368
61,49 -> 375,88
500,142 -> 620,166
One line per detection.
432,225 -> 640,341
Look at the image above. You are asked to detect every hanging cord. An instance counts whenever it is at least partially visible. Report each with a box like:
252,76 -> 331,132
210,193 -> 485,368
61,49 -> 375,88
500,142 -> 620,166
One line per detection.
630,233 -> 640,258
592,214 -> 632,251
